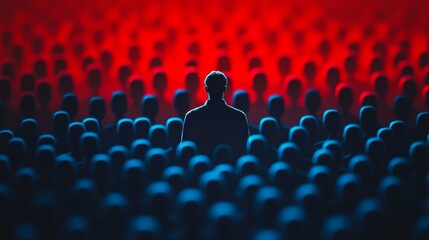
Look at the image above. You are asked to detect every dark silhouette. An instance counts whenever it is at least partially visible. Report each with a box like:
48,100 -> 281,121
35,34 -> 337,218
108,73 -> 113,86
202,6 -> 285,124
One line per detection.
21,73 -> 36,92
284,76 -> 306,126
33,59 -> 47,78
36,82 -> 52,133
61,93 -> 79,122
185,68 -> 203,109
246,134 -> 276,168
419,52 -> 429,69
371,72 -> 394,124
289,126 -> 312,159
174,89 -> 190,119
128,45 -> 141,68
319,38 -> 331,61
359,91 -> 378,110
394,95 -> 413,125
1,62 -> 14,79
100,50 -> 113,69
323,109 -> 342,141
303,60 -> 317,86
152,68 -> 173,124
52,111 -> 70,154
370,56 -> 384,73
305,89 -> 322,118
182,71 -> 249,157
117,64 -> 131,88
166,117 -> 183,149
110,91 -> 128,121
217,55 -> 231,73
248,55 -> 262,70
134,117 -> 151,139
20,118 -> 38,160
344,54 -> 358,82
149,124 -> 168,149
233,90 -> 258,135
19,93 -> 37,121
360,106 -> 379,140
336,83 -> 358,125
416,112 -> 429,141
82,56 -> 94,71
126,75 -> 145,119
278,55 -> 292,78
83,117 -> 100,134
88,97 -> 106,125
142,95 -> 159,124
398,63 -> 414,78
300,115 -> 321,145
149,56 -> 163,69
103,91 -> 129,149
343,124 -> 363,157
117,118 -> 134,148
268,94 -> 289,143
73,41 -> 86,58
324,66 -> 341,108
54,57 -> 67,74
400,77 -> 418,106
86,66 -> 102,96
186,59 -> 198,67
259,117 -> 280,149
247,70 -> 268,125
58,72 -> 74,95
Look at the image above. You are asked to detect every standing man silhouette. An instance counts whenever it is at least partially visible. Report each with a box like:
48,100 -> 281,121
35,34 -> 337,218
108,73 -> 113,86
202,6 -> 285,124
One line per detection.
181,71 -> 250,157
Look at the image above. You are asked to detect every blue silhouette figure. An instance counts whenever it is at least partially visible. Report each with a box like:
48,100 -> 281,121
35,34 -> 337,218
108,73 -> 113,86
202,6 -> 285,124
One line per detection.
233,90 -> 258,135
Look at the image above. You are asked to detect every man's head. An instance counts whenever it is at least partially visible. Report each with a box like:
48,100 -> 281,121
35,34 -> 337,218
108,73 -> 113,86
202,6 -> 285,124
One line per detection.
205,71 -> 228,99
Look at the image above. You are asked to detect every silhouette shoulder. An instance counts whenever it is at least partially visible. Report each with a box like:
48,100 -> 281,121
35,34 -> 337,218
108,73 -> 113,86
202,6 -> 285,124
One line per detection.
185,105 -> 206,116
229,105 -> 247,119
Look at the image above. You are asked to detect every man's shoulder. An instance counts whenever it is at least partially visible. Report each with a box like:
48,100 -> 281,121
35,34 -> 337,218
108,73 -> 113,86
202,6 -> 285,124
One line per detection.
226,104 -> 248,119
185,105 -> 207,118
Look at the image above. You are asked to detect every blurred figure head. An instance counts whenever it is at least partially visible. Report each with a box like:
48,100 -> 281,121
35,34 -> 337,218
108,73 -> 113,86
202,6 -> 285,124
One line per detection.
152,69 -> 167,96
286,76 -> 302,103
19,93 -> 37,119
185,69 -> 200,96
36,82 -> 52,109
326,66 -> 341,91
303,60 -> 317,85
335,83 -> 354,112
61,93 -> 78,121
128,75 -> 145,105
58,72 -> 74,95
111,91 -> 127,120
393,95 -> 412,121
174,89 -> 190,119
89,97 -> 106,124
233,90 -> 250,113
142,95 -> 159,123
86,66 -> 102,95
305,89 -> 322,117
268,95 -> 285,121
323,109 -> 342,139
252,70 -> 267,98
